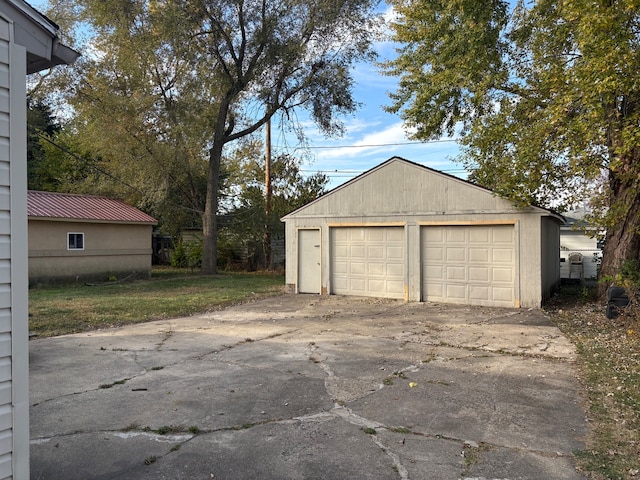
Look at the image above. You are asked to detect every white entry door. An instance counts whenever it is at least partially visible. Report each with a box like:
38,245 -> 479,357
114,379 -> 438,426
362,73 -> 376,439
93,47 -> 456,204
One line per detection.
298,229 -> 321,293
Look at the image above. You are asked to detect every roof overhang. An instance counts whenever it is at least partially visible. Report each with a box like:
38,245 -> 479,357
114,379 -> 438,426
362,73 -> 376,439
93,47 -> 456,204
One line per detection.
0,0 -> 79,73
28,216 -> 158,226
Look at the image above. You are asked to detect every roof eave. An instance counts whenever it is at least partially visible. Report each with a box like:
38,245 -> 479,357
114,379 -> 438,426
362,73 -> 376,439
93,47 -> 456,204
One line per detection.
1,0 -> 80,74
28,216 -> 157,226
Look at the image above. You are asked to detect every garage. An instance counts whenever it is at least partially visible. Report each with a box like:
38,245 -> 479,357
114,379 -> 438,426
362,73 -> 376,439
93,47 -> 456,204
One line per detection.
331,226 -> 405,299
282,157 -> 563,308
421,225 -> 515,307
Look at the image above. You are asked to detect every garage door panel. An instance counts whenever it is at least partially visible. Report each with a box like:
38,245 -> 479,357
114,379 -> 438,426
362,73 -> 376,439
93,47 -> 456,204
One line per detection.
367,229 -> 385,241
425,228 -> 444,242
493,249 -> 513,263
493,228 -> 514,243
333,261 -> 348,274
422,225 -> 515,307
350,278 -> 366,291
424,282 -> 443,296
447,229 -> 466,243
333,277 -> 348,290
334,245 -> 348,257
493,268 -> 513,282
425,247 -> 444,261
333,228 -> 349,242
447,266 -> 466,280
446,284 -> 467,300
469,228 -> 490,243
446,247 -> 466,262
387,228 -> 404,242
351,262 -> 366,275
469,248 -> 489,262
331,227 -> 405,299
469,267 -> 489,282
386,280 -> 405,294
469,286 -> 490,301
368,263 -> 384,275
388,263 -> 404,276
425,265 -> 444,280
493,287 -> 514,301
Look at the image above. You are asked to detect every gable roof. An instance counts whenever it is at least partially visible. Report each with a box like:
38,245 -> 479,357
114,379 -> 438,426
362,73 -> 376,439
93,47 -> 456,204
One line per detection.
282,156 -> 564,221
27,191 -> 157,225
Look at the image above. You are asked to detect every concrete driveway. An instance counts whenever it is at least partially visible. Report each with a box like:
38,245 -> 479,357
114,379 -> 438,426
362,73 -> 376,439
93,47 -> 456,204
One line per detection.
30,294 -> 589,480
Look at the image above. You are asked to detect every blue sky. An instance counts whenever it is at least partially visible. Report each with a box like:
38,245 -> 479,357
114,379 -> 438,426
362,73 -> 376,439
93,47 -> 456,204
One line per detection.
33,0 -> 465,189
271,4 -> 465,189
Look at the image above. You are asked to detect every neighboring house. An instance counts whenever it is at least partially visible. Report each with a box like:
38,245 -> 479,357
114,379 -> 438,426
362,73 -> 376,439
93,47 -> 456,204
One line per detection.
282,157 -> 564,309
0,1 -> 78,478
560,208 -> 602,281
28,191 -> 157,284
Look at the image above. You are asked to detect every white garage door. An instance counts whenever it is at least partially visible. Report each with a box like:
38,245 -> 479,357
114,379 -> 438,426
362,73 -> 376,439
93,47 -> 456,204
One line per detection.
421,225 -> 516,307
331,227 -> 405,299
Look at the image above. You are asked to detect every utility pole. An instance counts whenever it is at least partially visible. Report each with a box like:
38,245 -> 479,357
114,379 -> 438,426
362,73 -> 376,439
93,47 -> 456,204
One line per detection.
264,117 -> 272,270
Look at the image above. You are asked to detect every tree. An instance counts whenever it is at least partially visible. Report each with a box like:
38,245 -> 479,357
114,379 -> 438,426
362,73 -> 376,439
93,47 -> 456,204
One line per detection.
178,0 -> 380,274
384,0 -> 640,292
221,145 -> 328,269
27,100 -> 61,191
54,0 -> 380,275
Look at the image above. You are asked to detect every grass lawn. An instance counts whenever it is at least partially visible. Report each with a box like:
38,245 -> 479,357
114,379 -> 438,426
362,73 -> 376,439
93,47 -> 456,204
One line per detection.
548,285 -> 640,480
29,267 -> 285,337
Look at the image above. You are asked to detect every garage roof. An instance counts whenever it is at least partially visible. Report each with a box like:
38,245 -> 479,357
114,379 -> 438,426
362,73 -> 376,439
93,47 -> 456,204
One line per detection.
27,191 -> 157,225
282,156 -> 564,222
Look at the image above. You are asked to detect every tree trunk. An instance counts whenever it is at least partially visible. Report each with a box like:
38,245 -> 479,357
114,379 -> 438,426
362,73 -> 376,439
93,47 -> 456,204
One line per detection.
201,142 -> 223,275
597,167 -> 640,298
264,118 -> 272,270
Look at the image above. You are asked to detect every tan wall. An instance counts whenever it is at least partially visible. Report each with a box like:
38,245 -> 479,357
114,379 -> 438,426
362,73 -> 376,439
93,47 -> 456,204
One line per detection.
541,217 -> 561,300
284,212 -> 557,309
282,159 -> 563,309
28,219 -> 153,283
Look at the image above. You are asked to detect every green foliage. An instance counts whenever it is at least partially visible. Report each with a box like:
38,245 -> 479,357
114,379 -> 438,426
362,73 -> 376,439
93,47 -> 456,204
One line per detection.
220,149 -> 329,270
39,0 -> 381,274
385,0 -> 640,281
170,240 -> 203,270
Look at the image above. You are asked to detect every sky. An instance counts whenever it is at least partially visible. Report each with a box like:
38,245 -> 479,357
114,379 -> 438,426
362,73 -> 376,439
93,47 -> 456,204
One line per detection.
270,5 -> 465,189
32,0 -> 466,190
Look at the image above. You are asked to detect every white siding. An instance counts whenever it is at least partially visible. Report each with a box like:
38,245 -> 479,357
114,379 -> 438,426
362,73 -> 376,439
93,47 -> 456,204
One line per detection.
0,19 -> 11,480
560,229 -> 600,280
0,13 -> 30,479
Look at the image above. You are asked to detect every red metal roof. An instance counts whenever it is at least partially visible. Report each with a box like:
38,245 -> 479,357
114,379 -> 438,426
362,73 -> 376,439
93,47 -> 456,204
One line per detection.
27,191 -> 157,224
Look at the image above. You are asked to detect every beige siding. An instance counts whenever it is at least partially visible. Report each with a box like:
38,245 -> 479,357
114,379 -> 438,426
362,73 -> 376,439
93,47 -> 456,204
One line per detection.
29,220 -> 153,283
283,158 -> 563,308
292,159 -> 518,218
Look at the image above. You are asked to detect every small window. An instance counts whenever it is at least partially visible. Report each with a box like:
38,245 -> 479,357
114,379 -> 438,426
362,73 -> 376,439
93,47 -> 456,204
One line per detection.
68,232 -> 84,250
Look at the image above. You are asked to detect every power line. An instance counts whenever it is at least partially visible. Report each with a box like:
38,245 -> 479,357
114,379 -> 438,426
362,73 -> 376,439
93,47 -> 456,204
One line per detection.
277,138 -> 458,150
